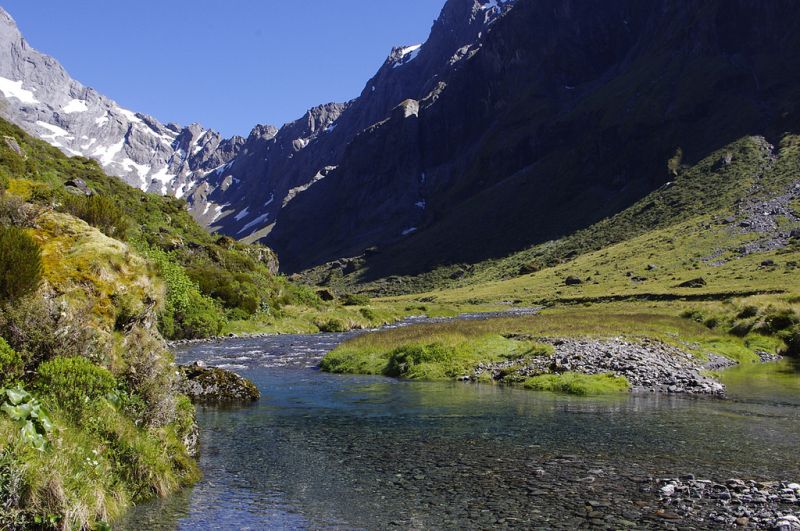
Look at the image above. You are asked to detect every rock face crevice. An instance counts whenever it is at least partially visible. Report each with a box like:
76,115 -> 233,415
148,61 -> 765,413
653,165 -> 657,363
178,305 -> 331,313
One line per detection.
4,1 -> 800,277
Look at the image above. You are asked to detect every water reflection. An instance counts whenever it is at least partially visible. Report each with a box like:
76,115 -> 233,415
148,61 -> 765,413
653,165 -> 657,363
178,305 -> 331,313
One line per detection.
118,337 -> 800,530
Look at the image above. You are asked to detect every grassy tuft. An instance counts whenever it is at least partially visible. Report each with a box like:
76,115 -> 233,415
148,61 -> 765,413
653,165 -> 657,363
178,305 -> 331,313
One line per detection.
522,372 -> 630,395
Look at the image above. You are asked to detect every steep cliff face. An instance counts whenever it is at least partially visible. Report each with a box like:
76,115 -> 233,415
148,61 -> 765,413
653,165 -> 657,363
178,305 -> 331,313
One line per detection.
4,1 -> 800,279
267,0 -> 800,276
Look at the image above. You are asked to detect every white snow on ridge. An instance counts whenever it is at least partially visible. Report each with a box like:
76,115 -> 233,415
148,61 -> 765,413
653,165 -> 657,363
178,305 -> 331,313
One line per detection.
121,158 -> 151,181
150,166 -> 176,194
234,207 -> 250,221
115,106 -> 142,123
95,114 -> 109,127
80,137 -> 96,150
93,139 -> 125,166
35,121 -> 71,140
398,44 -> 421,58
62,99 -> 88,113
393,44 -> 422,68
237,213 -> 270,235
0,77 -> 38,104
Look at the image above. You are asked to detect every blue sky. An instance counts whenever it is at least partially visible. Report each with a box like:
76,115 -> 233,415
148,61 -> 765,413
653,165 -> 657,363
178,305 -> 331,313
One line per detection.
3,1 -> 445,137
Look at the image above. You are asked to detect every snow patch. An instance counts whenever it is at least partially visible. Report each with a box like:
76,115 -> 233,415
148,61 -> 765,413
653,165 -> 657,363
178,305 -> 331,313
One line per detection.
115,106 -> 142,123
35,121 -> 71,140
264,192 -> 275,207
80,138 -> 97,150
401,227 -> 418,236
62,99 -> 88,114
150,166 -> 176,194
211,204 -> 225,223
415,200 -> 426,209
121,158 -> 151,182
93,138 -> 125,166
0,77 -> 38,104
393,44 -> 422,68
95,114 -> 109,127
234,207 -> 250,221
237,213 -> 270,235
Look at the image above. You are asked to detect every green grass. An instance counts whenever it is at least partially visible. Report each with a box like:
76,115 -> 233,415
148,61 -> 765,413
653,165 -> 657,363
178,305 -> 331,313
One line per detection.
321,306 -> 778,388
322,331 -> 550,379
522,373 -> 630,395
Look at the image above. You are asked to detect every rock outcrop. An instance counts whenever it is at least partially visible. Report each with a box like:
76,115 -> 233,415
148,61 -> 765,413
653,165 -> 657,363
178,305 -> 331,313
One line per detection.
178,362 -> 260,404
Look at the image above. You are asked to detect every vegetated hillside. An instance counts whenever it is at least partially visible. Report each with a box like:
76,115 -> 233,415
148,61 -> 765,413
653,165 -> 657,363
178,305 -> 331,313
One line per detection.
0,190 -> 198,525
270,0 -> 800,277
306,134 -> 799,298
319,135 -> 800,388
0,116 -> 327,340
367,133 -> 800,358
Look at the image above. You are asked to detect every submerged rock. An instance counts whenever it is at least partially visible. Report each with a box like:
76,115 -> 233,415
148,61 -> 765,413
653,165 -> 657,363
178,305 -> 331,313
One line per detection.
178,363 -> 260,404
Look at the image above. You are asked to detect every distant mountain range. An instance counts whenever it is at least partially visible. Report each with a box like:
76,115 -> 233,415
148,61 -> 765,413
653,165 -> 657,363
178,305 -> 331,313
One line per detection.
2,0 -> 800,278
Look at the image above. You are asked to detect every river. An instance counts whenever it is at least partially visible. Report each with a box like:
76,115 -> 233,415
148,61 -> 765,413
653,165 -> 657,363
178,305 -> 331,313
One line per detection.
118,329 -> 800,529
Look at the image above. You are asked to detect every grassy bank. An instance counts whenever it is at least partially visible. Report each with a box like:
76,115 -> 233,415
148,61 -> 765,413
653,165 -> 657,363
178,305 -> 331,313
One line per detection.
321,304 -> 791,394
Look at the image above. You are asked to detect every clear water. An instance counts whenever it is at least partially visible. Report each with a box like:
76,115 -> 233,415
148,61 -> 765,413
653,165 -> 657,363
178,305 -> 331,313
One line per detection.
118,334 -> 800,530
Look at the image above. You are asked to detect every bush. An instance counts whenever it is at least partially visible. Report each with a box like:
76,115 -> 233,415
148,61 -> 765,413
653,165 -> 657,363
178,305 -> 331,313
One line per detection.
138,246 -> 225,339
737,305 -> 759,319
61,194 -> 129,238
316,318 -> 347,333
35,357 -> 116,417
0,338 -> 23,384
385,343 -> 453,378
0,294 -> 100,368
0,226 -> 42,302
341,293 -> 370,306
778,324 -> 800,357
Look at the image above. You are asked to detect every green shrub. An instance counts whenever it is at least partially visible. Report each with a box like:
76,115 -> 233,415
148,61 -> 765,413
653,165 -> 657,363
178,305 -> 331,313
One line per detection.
35,357 -> 116,417
737,305 -> 759,319
138,246 -> 225,339
0,295 -> 100,368
764,309 -> 799,332
0,338 -> 23,384
61,194 -> 129,238
0,226 -> 42,302
341,293 -> 370,306
385,343 -> 453,378
778,324 -> 800,357
729,320 -> 754,337
316,318 -> 347,333
359,307 -> 377,321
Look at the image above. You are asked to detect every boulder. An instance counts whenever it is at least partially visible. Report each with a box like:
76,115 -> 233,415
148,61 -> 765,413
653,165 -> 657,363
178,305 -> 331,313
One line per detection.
564,276 -> 583,286
64,178 -> 93,196
677,277 -> 706,288
178,363 -> 260,404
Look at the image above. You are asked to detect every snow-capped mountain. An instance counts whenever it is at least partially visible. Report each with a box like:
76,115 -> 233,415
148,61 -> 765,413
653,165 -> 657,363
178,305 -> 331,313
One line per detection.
0,6 -> 243,198
0,0 -> 516,248
6,0 -> 797,281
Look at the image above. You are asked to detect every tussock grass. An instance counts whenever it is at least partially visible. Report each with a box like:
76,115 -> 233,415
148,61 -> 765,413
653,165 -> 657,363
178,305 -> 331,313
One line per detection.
322,307 -> 773,384
523,373 -> 630,395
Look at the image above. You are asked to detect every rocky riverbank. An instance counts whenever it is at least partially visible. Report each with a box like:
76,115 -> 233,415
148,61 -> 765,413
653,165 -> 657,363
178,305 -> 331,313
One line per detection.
654,477 -> 800,529
473,337 -> 735,396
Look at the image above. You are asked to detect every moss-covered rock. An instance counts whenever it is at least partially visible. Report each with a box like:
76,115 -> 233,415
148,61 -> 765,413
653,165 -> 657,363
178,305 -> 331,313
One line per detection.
178,363 -> 260,404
